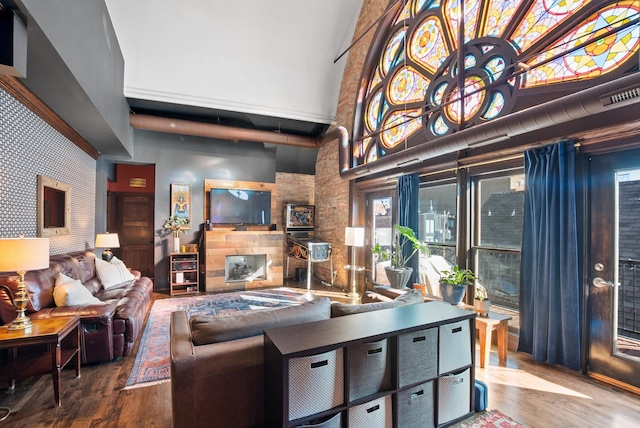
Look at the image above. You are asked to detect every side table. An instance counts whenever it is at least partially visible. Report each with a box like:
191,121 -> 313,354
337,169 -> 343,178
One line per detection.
0,316 -> 81,406
475,312 -> 512,368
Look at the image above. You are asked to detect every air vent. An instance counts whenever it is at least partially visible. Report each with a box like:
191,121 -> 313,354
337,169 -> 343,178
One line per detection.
601,86 -> 640,106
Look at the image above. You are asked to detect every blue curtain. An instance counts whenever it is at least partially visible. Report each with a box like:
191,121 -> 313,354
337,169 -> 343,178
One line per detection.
518,142 -> 581,370
398,174 -> 420,285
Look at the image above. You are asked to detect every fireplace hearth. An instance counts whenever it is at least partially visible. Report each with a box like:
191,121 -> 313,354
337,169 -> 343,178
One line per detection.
226,254 -> 267,282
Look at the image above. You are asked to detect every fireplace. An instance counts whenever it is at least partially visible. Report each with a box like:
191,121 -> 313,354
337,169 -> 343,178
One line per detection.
225,254 -> 267,283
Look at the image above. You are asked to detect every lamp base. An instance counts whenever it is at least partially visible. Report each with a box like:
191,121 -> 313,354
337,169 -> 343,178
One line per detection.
7,271 -> 32,332
7,313 -> 32,331
102,249 -> 114,262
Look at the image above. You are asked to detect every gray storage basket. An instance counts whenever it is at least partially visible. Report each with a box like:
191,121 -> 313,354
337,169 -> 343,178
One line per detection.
289,348 -> 344,421
296,412 -> 342,428
397,380 -> 435,428
348,338 -> 391,401
437,368 -> 471,425
438,320 -> 472,374
398,327 -> 438,387
347,394 -> 392,428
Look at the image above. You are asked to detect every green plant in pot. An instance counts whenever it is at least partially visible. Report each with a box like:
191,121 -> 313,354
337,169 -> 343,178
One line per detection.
439,265 -> 476,305
372,225 -> 429,289
474,283 -> 490,316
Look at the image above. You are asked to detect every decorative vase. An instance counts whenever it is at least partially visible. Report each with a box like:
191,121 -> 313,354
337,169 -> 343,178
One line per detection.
385,267 -> 413,289
474,299 -> 491,316
173,236 -> 180,253
440,283 -> 466,305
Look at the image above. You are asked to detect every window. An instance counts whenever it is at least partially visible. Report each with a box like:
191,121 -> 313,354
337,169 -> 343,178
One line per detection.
473,173 -> 525,313
351,0 -> 640,170
419,182 -> 456,264
372,195 -> 394,285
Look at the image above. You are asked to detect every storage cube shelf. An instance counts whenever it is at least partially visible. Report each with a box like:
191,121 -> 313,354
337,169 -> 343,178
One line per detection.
169,252 -> 199,296
264,301 -> 475,427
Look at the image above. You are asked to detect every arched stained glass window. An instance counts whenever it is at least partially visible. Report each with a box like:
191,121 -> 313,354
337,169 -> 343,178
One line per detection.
351,0 -> 640,169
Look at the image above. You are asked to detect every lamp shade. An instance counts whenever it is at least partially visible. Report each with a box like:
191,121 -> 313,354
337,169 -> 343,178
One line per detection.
95,233 -> 120,249
345,227 -> 365,247
0,237 -> 50,272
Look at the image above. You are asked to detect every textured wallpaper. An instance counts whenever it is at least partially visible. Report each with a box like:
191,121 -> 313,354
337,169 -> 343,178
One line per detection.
0,88 -> 96,255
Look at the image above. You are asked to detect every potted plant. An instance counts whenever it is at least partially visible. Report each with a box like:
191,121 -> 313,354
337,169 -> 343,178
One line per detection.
372,224 -> 429,289
163,215 -> 189,252
439,265 -> 476,305
474,283 -> 490,316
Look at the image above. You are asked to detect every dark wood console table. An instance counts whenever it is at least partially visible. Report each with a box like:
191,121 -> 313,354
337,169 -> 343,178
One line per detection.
0,316 -> 81,406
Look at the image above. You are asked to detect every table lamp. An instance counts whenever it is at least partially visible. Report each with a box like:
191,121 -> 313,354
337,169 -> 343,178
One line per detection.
344,227 -> 365,297
0,236 -> 50,331
95,232 -> 120,261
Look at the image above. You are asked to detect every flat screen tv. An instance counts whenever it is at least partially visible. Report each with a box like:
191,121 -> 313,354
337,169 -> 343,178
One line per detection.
209,188 -> 271,225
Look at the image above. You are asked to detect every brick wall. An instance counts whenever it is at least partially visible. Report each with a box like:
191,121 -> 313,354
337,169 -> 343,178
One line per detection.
315,0 -> 389,288
276,172 -> 315,278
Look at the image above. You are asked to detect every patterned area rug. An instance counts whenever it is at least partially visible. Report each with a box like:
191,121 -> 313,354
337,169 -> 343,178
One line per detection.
124,288 -> 308,389
455,409 -> 525,427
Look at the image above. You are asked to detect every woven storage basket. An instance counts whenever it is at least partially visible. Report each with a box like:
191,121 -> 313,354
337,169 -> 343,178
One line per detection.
437,368 -> 471,425
348,338 -> 391,401
295,412 -> 342,428
397,380 -> 435,428
397,327 -> 438,387
438,320 -> 472,374
288,348 -> 344,421
347,394 -> 392,428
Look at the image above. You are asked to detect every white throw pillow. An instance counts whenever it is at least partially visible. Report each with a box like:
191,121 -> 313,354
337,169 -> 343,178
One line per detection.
54,273 -> 105,306
95,256 -> 135,289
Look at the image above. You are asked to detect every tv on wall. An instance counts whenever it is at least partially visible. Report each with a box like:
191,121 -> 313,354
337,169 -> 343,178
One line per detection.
209,188 -> 272,225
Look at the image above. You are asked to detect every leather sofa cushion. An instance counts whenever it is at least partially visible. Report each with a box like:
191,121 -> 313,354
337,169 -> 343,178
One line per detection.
330,289 -> 424,317
190,297 -> 331,345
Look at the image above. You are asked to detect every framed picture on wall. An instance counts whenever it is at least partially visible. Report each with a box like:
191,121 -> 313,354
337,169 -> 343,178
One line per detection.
170,183 -> 191,230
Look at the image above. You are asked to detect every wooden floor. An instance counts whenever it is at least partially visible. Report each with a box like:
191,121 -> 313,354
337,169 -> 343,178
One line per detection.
1,287 -> 640,428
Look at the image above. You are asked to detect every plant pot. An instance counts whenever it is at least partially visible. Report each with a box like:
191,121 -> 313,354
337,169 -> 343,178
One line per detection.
413,283 -> 427,297
474,298 -> 491,316
385,267 -> 413,289
439,282 -> 466,305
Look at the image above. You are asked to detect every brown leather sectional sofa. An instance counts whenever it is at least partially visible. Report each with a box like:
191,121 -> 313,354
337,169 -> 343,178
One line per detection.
0,250 -> 153,364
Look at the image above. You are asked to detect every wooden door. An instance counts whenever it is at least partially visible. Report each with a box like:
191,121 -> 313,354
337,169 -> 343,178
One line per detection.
588,150 -> 640,390
107,192 -> 155,279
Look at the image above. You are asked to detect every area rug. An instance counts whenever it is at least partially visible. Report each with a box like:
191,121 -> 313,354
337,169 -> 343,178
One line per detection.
455,409 -> 525,427
124,288 -> 308,389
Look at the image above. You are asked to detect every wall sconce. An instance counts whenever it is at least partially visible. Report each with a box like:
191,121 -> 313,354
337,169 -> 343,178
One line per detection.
344,227 -> 365,297
0,236 -> 50,331
95,232 -> 120,261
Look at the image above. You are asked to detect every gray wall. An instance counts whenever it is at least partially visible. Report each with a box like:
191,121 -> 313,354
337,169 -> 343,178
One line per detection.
127,129 -> 277,288
8,0 -> 132,156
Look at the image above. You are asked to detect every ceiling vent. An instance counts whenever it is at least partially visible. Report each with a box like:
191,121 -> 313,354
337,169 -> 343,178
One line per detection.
601,86 -> 640,107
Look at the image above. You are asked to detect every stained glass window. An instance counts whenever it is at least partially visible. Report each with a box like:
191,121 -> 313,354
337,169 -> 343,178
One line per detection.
350,0 -> 640,169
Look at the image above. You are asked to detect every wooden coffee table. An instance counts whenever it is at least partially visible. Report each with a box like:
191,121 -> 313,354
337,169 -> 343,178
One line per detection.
0,316 -> 81,406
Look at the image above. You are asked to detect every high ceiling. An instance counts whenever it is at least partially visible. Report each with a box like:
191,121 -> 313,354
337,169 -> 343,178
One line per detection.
105,0 -> 365,138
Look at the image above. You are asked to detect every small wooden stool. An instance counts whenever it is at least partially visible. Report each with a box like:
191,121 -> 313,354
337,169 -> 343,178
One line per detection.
475,312 -> 512,368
